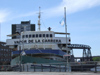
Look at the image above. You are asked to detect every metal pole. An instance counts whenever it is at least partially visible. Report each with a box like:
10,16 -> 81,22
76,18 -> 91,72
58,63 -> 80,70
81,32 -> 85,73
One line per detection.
19,50 -> 21,72
19,26 -> 25,72
94,62 -> 97,73
19,32 -> 22,72
34,65 -> 35,72
27,65 -> 28,72
64,7 -> 69,71
50,64 -> 51,72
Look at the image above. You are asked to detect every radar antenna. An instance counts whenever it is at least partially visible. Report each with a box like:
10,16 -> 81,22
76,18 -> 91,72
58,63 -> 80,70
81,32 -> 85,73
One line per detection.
38,7 -> 41,31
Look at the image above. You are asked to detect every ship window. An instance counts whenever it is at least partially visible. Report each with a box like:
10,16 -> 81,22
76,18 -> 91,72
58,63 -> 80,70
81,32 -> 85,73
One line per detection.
51,39 -> 53,42
46,34 -> 49,37
26,35 -> 28,38
50,34 -> 52,37
32,34 -> 35,38
59,40 -> 61,42
48,39 -> 50,42
29,34 -> 31,38
38,40 -> 40,42
36,34 -> 38,37
22,35 -> 24,38
43,34 -> 45,37
56,40 -> 58,42
45,39 -> 47,42
39,34 -> 42,37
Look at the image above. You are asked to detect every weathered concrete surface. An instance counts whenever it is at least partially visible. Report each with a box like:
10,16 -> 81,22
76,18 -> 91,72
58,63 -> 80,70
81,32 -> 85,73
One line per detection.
0,72 -> 99,75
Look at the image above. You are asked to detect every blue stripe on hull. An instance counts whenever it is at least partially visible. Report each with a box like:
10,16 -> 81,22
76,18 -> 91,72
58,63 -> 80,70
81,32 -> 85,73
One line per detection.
12,49 -> 66,56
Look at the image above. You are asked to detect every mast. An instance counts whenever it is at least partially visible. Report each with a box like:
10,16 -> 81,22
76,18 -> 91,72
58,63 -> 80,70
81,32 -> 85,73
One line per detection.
64,7 -> 68,62
38,7 -> 41,31
64,7 -> 70,71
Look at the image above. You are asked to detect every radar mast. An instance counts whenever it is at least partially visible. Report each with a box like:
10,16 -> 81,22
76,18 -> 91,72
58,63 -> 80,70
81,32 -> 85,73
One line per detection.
38,7 -> 41,31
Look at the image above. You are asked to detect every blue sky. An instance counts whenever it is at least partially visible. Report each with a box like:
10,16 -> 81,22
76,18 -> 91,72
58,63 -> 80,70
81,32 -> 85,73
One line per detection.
0,0 -> 100,57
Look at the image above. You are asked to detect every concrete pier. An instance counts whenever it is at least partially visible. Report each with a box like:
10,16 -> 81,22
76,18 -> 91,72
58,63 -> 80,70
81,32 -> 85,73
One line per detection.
0,72 -> 99,75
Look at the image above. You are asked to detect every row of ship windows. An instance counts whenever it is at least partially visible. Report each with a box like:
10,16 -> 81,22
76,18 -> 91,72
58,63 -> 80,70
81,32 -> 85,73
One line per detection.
22,34 -> 53,38
0,49 -> 11,51
0,54 -> 11,56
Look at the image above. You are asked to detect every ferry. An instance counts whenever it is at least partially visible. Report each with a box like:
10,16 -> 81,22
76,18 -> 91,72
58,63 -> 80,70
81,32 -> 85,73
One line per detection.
6,7 -> 72,71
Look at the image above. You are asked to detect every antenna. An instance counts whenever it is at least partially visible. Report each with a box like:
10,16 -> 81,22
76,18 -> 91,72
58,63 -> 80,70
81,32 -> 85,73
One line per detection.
38,7 -> 41,31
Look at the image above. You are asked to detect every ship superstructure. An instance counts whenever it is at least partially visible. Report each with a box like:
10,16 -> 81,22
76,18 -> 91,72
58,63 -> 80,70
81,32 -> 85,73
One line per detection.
6,30 -> 71,65
6,31 -> 71,50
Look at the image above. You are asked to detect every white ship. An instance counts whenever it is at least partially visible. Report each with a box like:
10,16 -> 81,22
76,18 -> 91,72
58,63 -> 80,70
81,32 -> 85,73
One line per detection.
6,7 -> 72,72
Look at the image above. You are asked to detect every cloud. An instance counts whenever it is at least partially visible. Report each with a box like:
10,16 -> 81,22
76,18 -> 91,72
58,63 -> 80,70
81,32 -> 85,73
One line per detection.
6,0 -> 100,21
1,0 -> 100,22
0,9 -> 11,23
42,0 -> 100,18
61,0 -> 100,13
